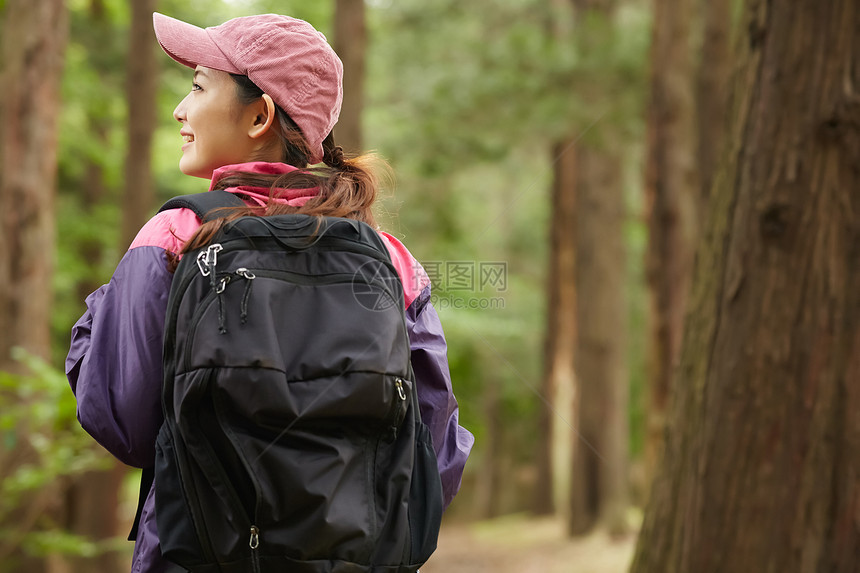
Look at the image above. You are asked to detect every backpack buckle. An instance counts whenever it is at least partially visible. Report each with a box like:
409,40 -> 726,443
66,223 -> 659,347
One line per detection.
196,244 -> 223,276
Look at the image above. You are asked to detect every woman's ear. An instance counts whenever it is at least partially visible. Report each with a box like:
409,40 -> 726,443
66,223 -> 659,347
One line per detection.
248,94 -> 276,139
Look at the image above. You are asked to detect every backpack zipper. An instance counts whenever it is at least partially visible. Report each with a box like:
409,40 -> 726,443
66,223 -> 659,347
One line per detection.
388,377 -> 409,439
165,224 -> 402,354
183,270 -> 398,372
209,228 -> 403,297
250,525 -> 261,572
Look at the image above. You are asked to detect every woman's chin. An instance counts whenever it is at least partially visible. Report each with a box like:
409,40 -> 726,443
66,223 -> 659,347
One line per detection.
179,162 -> 214,180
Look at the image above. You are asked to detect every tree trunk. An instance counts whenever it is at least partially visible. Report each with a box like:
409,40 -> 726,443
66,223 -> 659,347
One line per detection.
564,0 -> 629,537
64,466 -> 127,573
632,1 -> 860,571
77,140 -> 110,303
0,0 -> 68,570
695,0 -> 732,210
642,0 -> 698,490
59,4 -> 133,571
76,0 -> 111,302
569,146 -> 628,536
0,0 -> 66,366
534,139 -> 577,516
333,0 -> 366,154
121,0 -> 158,250
478,372 -> 504,518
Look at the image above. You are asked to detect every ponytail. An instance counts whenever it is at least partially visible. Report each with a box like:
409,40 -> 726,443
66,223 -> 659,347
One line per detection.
322,139 -> 346,169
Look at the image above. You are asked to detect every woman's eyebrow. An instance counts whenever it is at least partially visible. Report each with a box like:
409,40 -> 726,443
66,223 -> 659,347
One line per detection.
193,69 -> 209,81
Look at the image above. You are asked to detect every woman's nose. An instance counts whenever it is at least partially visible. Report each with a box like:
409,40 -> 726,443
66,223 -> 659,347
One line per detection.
173,95 -> 189,122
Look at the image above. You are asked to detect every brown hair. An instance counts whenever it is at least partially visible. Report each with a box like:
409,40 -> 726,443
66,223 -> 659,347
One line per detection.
174,74 -> 382,263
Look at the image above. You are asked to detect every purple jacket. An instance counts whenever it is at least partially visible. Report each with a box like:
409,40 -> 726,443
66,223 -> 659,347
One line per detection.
65,163 -> 474,573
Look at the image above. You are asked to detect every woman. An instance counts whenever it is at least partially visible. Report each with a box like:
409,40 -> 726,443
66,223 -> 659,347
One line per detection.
66,12 -> 473,572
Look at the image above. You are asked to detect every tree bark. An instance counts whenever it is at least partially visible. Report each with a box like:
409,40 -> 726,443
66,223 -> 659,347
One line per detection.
333,0 -> 366,154
695,0 -> 732,210
0,0 -> 68,570
0,0 -> 66,366
632,1 -> 860,571
534,139 -> 578,516
121,0 -> 158,250
569,146 -> 628,536
642,0 -> 698,490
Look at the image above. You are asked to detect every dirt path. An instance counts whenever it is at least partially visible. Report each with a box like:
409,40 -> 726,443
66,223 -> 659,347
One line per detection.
421,515 -> 636,573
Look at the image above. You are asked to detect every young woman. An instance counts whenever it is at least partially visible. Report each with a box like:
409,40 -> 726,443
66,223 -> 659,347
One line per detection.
66,13 -> 473,572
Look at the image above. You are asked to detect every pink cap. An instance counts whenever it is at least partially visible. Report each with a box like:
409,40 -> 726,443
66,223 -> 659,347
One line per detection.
153,12 -> 343,164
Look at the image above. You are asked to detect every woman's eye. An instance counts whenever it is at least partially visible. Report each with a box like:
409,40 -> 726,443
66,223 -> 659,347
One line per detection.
191,83 -> 202,92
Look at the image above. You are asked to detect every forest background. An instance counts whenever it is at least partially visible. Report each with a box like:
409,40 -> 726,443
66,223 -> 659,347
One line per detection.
2,0 -> 858,571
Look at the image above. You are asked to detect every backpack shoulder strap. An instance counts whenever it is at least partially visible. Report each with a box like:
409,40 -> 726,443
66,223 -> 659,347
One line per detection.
159,190 -> 246,223
128,466 -> 154,541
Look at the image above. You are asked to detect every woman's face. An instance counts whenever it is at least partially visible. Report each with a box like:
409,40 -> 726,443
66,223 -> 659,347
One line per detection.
173,66 -> 262,179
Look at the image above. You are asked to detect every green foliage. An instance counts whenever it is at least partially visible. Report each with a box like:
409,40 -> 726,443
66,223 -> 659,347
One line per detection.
0,349 -> 109,492
22,530 -> 99,558
0,350 -> 111,555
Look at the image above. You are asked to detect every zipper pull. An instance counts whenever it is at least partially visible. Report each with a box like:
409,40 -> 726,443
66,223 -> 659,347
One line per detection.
196,243 -> 223,277
215,275 -> 231,294
389,378 -> 408,441
249,525 -> 261,572
236,267 -> 256,280
196,243 -> 226,333
236,268 -> 256,324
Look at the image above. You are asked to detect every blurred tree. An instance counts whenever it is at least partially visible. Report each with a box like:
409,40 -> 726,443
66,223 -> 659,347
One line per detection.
0,0 -> 68,569
53,0 -> 126,360
567,0 -> 630,537
570,143 -> 629,536
477,344 -> 504,518
55,2 -> 139,569
62,461 -> 127,573
333,0 -> 365,154
695,0 -> 732,210
533,0 -> 578,517
121,0 -> 159,249
631,0 -> 860,570
73,0 -> 114,302
0,0 -> 66,371
534,138 -> 577,516
642,0 -> 697,489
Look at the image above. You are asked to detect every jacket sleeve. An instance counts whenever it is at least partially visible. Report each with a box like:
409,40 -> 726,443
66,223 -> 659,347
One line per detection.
407,284 -> 474,509
65,245 -> 173,468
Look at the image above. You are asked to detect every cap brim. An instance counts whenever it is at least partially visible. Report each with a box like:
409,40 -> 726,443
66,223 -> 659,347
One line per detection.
153,13 -> 241,74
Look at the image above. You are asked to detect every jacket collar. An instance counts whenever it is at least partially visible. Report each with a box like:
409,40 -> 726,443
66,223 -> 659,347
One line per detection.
209,162 -> 319,207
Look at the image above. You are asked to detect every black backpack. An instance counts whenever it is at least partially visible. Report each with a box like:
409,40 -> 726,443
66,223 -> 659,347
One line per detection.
142,191 -> 443,572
